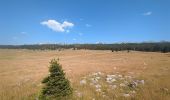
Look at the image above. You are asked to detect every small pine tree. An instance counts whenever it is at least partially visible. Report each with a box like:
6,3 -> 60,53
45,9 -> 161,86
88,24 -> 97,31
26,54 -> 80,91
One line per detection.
39,59 -> 72,99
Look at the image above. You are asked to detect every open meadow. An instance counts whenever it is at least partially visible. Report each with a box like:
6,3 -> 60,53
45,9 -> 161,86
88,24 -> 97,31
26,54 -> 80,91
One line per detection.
0,49 -> 170,100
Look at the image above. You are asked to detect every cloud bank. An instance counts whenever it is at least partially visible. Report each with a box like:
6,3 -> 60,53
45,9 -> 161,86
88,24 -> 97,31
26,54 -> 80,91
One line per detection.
41,20 -> 74,32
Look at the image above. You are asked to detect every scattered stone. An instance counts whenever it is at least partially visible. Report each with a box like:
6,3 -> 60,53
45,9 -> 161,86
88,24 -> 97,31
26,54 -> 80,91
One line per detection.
91,78 -> 98,84
96,76 -> 100,80
123,93 -> 130,97
130,90 -> 136,94
120,83 -> 126,87
111,79 -> 116,82
96,88 -> 101,92
79,72 -> 145,98
95,84 -> 101,89
80,79 -> 86,85
135,80 -> 145,85
75,91 -> 83,97
106,77 -> 112,81
77,92 -> 83,97
118,75 -> 122,78
107,75 -> 114,78
106,75 -> 116,83
128,81 -> 138,88
140,80 -> 145,85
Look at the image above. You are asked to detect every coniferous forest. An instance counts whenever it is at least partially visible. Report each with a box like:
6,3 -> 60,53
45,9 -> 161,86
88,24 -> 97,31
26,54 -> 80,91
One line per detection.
0,42 -> 170,53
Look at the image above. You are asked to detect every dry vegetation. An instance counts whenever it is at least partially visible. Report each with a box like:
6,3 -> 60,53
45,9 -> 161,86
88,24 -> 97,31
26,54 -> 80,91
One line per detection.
0,49 -> 170,100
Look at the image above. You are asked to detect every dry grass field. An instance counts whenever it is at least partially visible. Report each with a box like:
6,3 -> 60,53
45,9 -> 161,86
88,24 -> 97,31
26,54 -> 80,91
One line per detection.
0,49 -> 170,100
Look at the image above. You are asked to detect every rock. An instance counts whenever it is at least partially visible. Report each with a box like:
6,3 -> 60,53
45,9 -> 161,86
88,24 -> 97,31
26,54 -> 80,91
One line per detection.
106,78 -> 116,83
120,83 -> 126,87
96,88 -> 101,92
75,91 -> 83,97
107,75 -> 116,78
95,76 -> 100,80
95,84 -> 101,89
130,90 -> 136,94
123,93 -> 130,97
135,80 -> 144,85
91,78 -> 98,84
92,72 -> 102,76
77,92 -> 83,97
106,75 -> 116,83
111,79 -> 116,82
128,81 -> 138,88
80,79 -> 86,85
106,77 -> 112,81
118,75 -> 122,78
140,80 -> 145,85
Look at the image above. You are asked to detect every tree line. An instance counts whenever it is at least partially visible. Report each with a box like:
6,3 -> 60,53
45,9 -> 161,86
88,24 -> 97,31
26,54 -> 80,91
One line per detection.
0,42 -> 170,53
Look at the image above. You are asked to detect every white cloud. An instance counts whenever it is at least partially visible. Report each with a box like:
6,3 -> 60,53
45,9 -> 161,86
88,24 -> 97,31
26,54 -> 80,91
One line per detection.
143,11 -> 152,16
66,30 -> 70,33
85,24 -> 92,27
41,20 -> 74,32
21,32 -> 27,35
62,21 -> 74,28
21,32 -> 26,34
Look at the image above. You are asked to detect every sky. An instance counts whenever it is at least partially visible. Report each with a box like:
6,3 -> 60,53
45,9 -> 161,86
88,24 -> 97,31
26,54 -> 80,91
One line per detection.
0,0 -> 170,45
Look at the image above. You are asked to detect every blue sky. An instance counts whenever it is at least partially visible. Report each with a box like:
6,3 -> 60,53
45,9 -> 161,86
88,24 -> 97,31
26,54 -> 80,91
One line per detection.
0,0 -> 170,44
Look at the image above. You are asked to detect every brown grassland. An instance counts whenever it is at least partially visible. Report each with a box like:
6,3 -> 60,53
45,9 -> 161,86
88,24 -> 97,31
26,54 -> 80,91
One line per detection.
0,49 -> 170,100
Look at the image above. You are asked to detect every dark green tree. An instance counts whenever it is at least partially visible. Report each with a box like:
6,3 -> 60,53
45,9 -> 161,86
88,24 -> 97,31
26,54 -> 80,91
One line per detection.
39,59 -> 72,99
